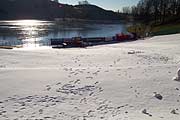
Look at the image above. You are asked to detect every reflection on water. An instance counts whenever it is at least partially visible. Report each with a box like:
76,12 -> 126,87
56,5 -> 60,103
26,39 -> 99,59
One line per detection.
0,20 -> 126,48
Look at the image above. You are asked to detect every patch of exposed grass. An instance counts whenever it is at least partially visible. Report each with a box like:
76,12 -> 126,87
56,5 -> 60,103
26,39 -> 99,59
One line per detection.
128,23 -> 180,37
151,23 -> 180,36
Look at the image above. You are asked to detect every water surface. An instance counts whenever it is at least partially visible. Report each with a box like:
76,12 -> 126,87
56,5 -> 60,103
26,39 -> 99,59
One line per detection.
0,20 -> 127,48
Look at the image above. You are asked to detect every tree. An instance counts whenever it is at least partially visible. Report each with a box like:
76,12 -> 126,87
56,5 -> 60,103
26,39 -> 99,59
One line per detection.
122,6 -> 131,14
122,0 -> 180,24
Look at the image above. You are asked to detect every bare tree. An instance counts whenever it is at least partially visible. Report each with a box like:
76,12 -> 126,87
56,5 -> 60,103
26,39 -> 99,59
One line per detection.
122,0 -> 180,24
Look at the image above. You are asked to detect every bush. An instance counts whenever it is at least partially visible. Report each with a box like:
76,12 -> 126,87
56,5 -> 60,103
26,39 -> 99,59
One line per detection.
127,23 -> 152,38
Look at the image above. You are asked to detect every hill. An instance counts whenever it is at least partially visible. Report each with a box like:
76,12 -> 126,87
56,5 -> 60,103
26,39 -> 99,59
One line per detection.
74,4 -> 120,20
0,0 -> 121,20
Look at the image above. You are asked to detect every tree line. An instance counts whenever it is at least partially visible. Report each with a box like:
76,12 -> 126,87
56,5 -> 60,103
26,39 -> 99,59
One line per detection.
122,0 -> 180,25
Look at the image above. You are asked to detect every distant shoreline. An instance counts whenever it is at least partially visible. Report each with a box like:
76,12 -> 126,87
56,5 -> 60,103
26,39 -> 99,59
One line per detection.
54,18 -> 125,24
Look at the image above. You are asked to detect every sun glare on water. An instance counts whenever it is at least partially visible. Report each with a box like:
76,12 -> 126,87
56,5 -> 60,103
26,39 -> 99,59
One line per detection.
13,20 -> 45,26
11,20 -> 50,49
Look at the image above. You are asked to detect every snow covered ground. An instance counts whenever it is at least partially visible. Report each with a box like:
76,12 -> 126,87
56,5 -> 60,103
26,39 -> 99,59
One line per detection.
0,34 -> 180,120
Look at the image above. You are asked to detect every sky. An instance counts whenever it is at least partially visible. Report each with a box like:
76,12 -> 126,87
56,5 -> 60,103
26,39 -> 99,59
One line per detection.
58,0 -> 140,11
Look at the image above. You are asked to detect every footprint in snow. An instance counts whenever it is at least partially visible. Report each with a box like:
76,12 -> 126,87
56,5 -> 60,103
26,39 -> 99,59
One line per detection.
171,109 -> 179,114
142,109 -> 152,117
46,85 -> 51,91
153,92 -> 163,100
86,77 -> 93,79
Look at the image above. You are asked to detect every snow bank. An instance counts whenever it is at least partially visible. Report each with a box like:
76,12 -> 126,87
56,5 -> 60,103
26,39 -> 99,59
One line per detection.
0,34 -> 180,120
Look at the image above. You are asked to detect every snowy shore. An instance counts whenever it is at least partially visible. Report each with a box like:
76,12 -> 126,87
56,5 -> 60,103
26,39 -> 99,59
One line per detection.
0,34 -> 180,120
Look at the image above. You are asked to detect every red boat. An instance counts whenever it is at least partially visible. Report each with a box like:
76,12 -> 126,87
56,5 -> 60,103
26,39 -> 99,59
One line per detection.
115,32 -> 136,41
